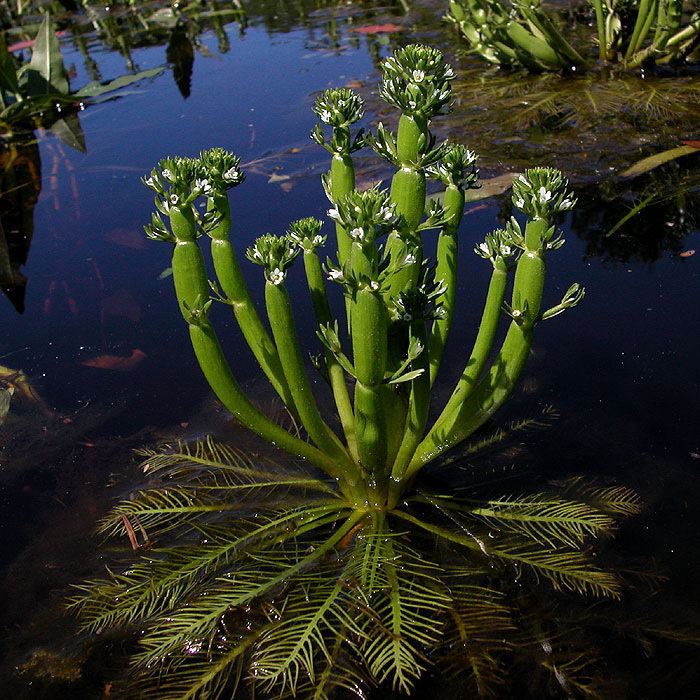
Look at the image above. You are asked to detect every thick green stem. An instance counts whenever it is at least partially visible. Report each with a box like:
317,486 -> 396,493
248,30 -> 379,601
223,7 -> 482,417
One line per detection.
590,0 -> 608,61
330,153 -> 355,268
264,281 -> 354,469
385,114 -> 427,299
428,257 -> 509,441
408,219 -> 548,479
166,206 -> 353,488
302,248 -> 357,459
626,0 -> 655,59
352,286 -> 389,480
428,184 -> 464,386
505,22 -> 564,69
388,321 -> 429,507
207,195 -> 296,412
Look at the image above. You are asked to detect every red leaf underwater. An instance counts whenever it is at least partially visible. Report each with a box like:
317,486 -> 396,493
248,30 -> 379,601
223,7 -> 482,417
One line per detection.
352,23 -> 403,34
82,349 -> 146,371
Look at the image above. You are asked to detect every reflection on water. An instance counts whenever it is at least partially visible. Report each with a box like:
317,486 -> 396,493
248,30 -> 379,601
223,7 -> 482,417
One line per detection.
0,0 -> 699,697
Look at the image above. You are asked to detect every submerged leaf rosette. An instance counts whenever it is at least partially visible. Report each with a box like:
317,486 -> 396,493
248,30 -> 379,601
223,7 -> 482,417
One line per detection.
327,187 -> 400,245
379,44 -> 455,119
246,233 -> 300,285
511,167 -> 576,220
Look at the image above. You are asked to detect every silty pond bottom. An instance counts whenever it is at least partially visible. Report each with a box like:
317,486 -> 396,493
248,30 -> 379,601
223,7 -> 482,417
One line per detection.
1,1 -> 699,697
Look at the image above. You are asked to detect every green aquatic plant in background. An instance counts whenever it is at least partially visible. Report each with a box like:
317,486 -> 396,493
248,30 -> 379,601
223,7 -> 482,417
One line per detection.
72,44 -> 642,698
448,0 -> 700,71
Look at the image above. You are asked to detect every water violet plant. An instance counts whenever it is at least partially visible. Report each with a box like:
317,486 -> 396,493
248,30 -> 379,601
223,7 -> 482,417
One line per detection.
72,44 -> 641,697
448,0 -> 700,71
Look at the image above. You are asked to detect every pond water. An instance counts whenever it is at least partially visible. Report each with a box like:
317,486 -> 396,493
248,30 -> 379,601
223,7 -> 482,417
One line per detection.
1,1 -> 699,697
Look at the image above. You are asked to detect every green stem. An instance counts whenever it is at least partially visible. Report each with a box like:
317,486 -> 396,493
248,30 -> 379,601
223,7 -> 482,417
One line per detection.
626,0 -> 655,59
302,247 -> 357,460
165,207 -> 352,487
590,0 -> 608,61
409,220 -> 548,478
428,184 -> 463,386
388,321 -> 429,508
330,153 -> 355,268
428,257 -> 509,442
264,281 -> 353,469
207,194 -> 297,413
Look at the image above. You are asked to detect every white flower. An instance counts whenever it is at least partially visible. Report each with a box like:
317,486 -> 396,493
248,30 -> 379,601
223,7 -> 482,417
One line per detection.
414,341 -> 424,354
479,242 -> 490,254
350,227 -> 365,241
538,187 -> 552,204
511,308 -> 523,318
327,207 -> 340,221
515,197 -> 525,209
269,267 -> 285,285
501,245 -> 512,256
195,178 -> 212,195
313,235 -> 324,246
408,100 -> 417,110
162,168 -> 173,181
404,253 -> 416,265
370,280 -> 380,291
328,269 -> 344,281
169,193 -> 179,205
144,176 -> 155,188
518,174 -> 528,184
412,69 -> 425,82
223,167 -> 241,182
559,198 -> 573,210
382,207 -> 395,220
320,109 -> 332,123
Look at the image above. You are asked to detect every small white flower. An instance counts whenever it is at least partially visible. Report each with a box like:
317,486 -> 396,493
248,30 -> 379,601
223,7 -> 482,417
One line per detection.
512,308 -> 523,318
538,187 -> 552,204
350,227 -> 365,240
404,253 -> 416,265
479,242 -> 490,254
445,67 -> 455,79
402,313 -> 413,322
559,198 -> 573,210
327,208 -> 340,221
436,307 -> 446,318
269,267 -> 285,285
320,109 -> 332,123
223,168 -> 241,182
515,197 -> 525,209
370,281 -> 380,291
313,235 -> 324,245
328,269 -> 344,281
145,176 -> 155,188
412,69 -> 425,82
382,207 -> 394,221
413,341 -> 424,354
501,245 -> 512,256
518,174 -> 528,184
162,168 -> 173,181
195,178 -> 212,194
169,193 -> 179,205
408,100 -> 417,110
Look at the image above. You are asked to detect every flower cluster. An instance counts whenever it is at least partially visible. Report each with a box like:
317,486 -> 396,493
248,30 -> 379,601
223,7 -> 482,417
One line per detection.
427,144 -> 480,190
474,228 -> 519,266
287,217 -> 327,252
142,156 -> 204,213
511,167 -> 575,221
199,148 -> 245,193
245,234 -> 300,285
313,88 -> 365,128
379,44 -> 455,119
389,265 -> 446,323
327,187 -> 400,245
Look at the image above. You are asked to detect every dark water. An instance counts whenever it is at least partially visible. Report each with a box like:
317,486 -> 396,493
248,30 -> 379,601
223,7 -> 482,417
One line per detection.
1,1 -> 699,697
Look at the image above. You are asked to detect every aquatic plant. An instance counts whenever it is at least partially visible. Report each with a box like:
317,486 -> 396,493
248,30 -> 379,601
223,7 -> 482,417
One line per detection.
0,14 -> 160,135
71,44 -> 641,697
448,0 -> 700,71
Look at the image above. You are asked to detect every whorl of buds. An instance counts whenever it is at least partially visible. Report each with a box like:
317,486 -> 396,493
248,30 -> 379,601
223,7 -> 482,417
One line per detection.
379,44 -> 455,119
474,228 -> 518,266
142,156 -> 203,213
427,144 -> 480,190
313,88 -> 365,127
287,217 -> 327,252
511,167 -> 575,221
327,187 -> 400,245
199,148 -> 245,192
389,265 -> 446,323
245,233 -> 300,285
